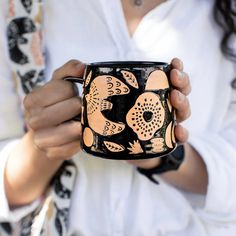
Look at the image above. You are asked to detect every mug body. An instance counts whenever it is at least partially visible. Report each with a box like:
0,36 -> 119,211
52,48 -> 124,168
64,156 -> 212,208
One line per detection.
80,61 -> 176,160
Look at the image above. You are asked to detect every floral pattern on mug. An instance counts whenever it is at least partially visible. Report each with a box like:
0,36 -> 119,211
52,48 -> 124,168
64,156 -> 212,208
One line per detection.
85,75 -> 129,136
120,70 -> 139,89
127,140 -> 144,154
145,69 -> 169,90
165,121 -> 175,148
85,70 -> 92,87
104,141 -> 125,152
150,137 -> 165,153
126,92 -> 165,141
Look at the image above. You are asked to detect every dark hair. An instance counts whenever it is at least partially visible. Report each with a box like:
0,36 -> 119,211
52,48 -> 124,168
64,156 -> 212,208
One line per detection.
214,0 -> 236,62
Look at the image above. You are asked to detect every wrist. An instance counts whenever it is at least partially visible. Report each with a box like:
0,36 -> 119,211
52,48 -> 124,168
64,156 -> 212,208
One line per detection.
130,157 -> 161,170
137,145 -> 185,184
5,132 -> 63,206
26,130 -> 62,164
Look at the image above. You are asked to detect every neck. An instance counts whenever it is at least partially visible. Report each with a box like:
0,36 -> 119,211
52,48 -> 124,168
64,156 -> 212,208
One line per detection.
131,0 -> 167,7
133,0 -> 143,7
122,0 -> 167,36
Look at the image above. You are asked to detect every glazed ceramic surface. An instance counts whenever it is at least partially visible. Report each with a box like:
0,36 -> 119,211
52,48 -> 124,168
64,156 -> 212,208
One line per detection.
73,61 -> 176,160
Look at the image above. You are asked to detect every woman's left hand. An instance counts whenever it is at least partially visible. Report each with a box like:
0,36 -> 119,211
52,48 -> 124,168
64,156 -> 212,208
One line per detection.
127,58 -> 191,169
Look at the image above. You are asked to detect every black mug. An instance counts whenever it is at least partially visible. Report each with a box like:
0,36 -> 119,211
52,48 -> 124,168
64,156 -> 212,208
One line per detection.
66,61 -> 177,160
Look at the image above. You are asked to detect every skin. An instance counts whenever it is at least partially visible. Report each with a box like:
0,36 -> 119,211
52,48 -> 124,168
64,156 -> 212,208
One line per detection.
121,0 -> 168,37
4,0 -> 208,207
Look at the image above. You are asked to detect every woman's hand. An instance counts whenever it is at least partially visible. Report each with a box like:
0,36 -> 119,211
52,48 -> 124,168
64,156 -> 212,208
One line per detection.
24,60 -> 85,160
5,60 -> 86,206
126,58 -> 191,169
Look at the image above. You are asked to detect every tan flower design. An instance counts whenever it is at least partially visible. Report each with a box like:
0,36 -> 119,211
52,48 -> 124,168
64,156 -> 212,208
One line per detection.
150,137 -> 165,153
127,140 -> 143,154
126,92 -> 165,141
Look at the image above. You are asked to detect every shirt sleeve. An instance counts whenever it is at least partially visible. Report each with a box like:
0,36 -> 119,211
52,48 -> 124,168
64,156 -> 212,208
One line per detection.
0,1 -> 40,222
188,81 -> 236,224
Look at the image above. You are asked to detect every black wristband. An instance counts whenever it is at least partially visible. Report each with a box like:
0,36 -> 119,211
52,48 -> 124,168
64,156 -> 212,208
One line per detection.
137,145 -> 185,184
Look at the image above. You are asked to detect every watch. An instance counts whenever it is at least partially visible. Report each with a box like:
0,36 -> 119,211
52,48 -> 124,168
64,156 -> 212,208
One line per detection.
137,145 -> 185,184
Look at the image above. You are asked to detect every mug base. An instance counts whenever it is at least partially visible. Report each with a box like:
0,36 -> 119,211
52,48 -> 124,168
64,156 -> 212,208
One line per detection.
81,145 -> 177,160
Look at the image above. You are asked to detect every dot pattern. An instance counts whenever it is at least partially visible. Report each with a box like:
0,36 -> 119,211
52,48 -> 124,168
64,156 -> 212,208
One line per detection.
104,141 -> 125,152
126,92 -> 165,141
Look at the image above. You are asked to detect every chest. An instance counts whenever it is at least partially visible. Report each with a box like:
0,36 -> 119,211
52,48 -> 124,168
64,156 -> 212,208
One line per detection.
43,0 -> 233,133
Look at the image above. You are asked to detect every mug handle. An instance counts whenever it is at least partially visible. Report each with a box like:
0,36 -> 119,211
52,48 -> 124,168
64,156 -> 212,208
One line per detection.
64,76 -> 84,84
64,76 -> 84,122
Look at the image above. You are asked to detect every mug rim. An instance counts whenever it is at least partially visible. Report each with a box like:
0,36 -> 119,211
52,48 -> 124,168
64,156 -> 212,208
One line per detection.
88,61 -> 168,67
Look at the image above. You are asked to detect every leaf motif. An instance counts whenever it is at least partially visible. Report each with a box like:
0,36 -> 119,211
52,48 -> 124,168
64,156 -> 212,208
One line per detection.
165,122 -> 174,148
146,70 -> 169,90
127,140 -> 143,154
85,70 -> 92,87
104,141 -> 125,152
121,70 -> 139,89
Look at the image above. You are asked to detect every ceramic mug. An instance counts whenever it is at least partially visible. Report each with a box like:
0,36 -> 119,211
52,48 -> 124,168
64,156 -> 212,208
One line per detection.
65,61 -> 177,160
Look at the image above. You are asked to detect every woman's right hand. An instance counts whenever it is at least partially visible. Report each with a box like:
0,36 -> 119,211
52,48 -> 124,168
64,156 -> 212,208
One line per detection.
24,60 -> 85,160
4,60 -> 85,206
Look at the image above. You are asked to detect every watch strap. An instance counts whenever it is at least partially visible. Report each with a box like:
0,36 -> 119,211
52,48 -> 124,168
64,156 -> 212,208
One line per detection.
137,145 -> 185,184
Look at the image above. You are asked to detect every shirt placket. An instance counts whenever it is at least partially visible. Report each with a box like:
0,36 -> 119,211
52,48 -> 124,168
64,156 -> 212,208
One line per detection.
98,0 -> 134,60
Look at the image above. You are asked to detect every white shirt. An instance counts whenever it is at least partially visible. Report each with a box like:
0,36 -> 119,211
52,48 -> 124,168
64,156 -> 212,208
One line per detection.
0,0 -> 236,235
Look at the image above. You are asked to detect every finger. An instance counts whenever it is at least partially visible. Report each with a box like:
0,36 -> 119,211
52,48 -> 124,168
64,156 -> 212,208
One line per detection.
175,124 -> 189,143
34,121 -> 82,148
52,59 -> 85,80
28,97 -> 82,130
171,58 -> 184,71
170,89 -> 191,123
170,69 -> 191,96
24,79 -> 77,110
45,140 -> 81,160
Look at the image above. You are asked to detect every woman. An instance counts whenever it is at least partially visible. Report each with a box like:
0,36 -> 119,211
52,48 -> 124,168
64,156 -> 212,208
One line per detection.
0,0 -> 235,235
